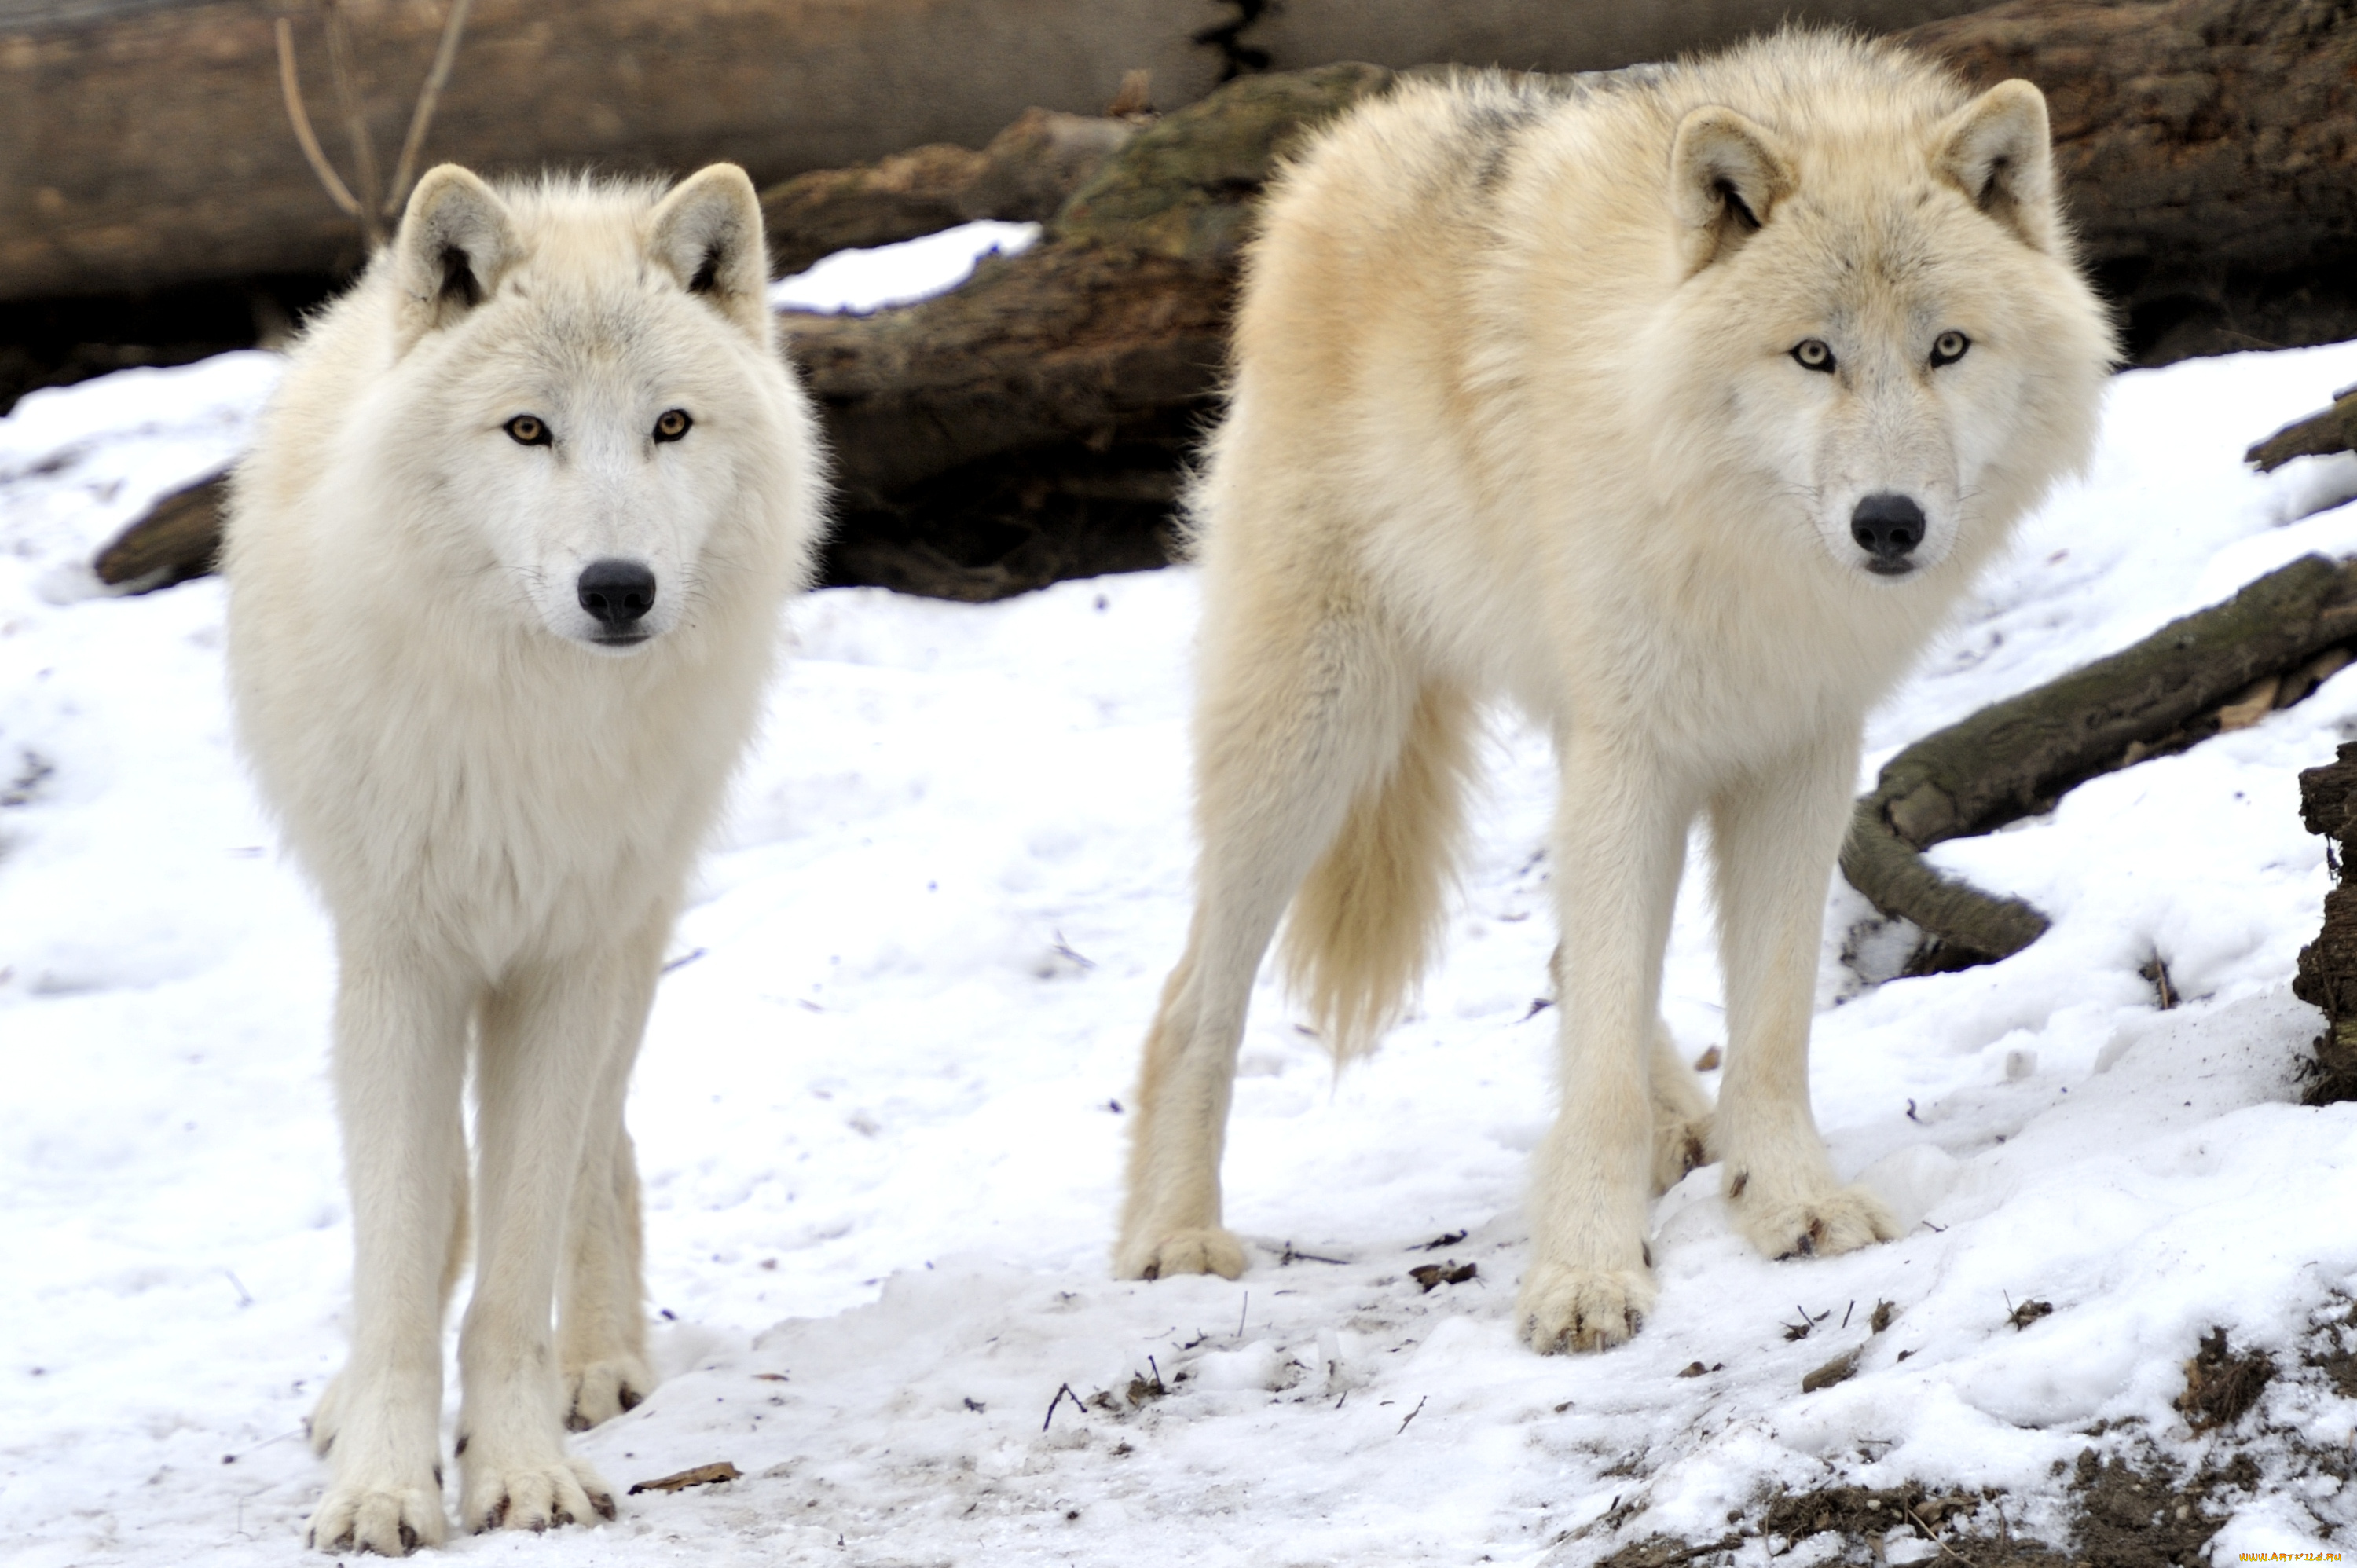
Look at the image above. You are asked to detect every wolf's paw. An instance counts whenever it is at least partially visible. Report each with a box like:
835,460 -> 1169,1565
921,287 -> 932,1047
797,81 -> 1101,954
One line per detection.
462,1455 -> 617,1536
565,1355 -> 654,1431
306,1478 -> 449,1556
1731,1179 -> 1897,1261
1516,1262 -> 1658,1354
1651,1108 -> 1715,1195
1116,1225 -> 1248,1282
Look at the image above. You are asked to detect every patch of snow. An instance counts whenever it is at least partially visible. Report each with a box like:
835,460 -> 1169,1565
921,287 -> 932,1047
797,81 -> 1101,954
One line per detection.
767,220 -> 1042,315
3,310 -> 2355,1563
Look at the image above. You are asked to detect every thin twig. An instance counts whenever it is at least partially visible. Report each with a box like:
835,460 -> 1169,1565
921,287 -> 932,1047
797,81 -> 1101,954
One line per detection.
384,0 -> 472,216
321,0 -> 386,244
1041,1382 -> 1082,1433
1904,1504 -> 1978,1566
276,18 -> 364,218
1395,1394 -> 1427,1434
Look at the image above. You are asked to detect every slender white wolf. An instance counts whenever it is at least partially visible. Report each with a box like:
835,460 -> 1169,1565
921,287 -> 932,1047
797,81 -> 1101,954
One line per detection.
225,164 -> 822,1550
1116,33 -> 2113,1352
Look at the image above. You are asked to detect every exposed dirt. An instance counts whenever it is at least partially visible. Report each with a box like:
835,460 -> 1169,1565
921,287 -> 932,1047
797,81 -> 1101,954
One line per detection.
1583,1444 -> 2282,1568
2301,1295 -> 2357,1401
2177,1328 -> 2278,1433
1406,1261 -> 1477,1292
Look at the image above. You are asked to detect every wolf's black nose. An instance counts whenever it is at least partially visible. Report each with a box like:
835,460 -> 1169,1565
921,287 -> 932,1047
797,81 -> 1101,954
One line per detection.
1850,493 -> 1926,569
577,559 -> 657,628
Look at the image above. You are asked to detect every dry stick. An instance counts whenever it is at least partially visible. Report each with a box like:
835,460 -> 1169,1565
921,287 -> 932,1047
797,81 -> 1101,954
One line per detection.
1395,1394 -> 1426,1435
1903,1504 -> 1978,1566
321,0 -> 386,246
383,0 -> 474,217
275,18 -> 364,219
1041,1382 -> 1083,1433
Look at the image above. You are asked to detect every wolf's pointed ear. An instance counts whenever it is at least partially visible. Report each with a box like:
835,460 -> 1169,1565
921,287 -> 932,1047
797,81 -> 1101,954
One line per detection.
1670,106 -> 1794,274
1935,79 -> 2058,253
650,164 -> 771,343
392,166 -> 520,350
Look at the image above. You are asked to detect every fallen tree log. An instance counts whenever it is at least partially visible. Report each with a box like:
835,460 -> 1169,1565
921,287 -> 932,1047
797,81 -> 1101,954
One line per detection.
93,473 -> 228,592
3,0 -> 1997,307
1842,555 -> 2357,973
761,108 -> 1139,279
2248,387 -> 2357,473
0,0 -> 1231,305
85,1 -> 2357,599
1895,0 -> 2357,364
789,63 -> 1387,511
94,63 -> 1391,599
2292,746 -> 2357,1105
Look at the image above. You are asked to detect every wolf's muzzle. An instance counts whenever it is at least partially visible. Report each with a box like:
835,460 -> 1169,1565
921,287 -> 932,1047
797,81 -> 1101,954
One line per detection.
577,559 -> 658,632
1849,493 -> 1926,574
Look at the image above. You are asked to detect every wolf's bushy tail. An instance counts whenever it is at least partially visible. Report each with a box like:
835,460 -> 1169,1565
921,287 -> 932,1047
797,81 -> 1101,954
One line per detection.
1278,683 -> 1479,1063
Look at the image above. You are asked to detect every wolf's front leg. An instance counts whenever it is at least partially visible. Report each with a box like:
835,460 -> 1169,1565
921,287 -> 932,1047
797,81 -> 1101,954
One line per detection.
1519,739 -> 1692,1354
456,949 -> 636,1535
1708,734 -> 1895,1260
305,941 -> 471,1556
559,932 -> 661,1431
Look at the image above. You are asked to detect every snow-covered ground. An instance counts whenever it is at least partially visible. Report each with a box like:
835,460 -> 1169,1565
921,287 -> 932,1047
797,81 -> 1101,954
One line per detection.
5,232 -> 2357,1565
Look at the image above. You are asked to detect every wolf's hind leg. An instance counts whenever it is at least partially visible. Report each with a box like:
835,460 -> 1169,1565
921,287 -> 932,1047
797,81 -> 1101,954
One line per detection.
559,925 -> 660,1431
1116,585 -> 1430,1283
1708,735 -> 1896,1261
1648,1020 -> 1715,1194
305,940 -> 471,1556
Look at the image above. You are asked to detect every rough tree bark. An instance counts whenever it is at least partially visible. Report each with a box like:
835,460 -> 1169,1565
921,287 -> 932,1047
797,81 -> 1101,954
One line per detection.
82,2 -> 2357,599
1897,0 -> 2357,363
761,108 -> 1141,278
0,0 -> 1233,304
2248,386 -> 2357,471
93,63 -> 1392,599
2293,745 -> 2357,1105
2,0 -> 2000,306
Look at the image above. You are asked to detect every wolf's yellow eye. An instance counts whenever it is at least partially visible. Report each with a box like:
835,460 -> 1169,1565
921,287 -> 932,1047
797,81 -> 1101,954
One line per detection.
1791,339 -> 1836,373
1930,330 -> 1970,367
653,408 -> 693,443
504,415 -> 552,447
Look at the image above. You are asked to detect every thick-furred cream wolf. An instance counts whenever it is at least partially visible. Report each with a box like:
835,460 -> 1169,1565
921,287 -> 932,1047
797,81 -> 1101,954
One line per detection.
1117,34 -> 2113,1353
225,165 -> 821,1551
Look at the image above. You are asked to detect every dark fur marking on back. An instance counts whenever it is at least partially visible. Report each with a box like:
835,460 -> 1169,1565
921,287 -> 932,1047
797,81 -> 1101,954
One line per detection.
1459,90 -> 1549,192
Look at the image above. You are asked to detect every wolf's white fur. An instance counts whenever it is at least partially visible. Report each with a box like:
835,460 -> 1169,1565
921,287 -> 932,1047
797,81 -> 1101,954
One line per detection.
1116,35 -> 2113,1352
226,164 -> 821,1551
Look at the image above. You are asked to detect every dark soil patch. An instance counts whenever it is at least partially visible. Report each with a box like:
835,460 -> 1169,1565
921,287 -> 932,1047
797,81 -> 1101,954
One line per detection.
1582,1446 -> 2270,1568
2176,1327 -> 2276,1432
2069,1449 -> 2253,1568
2305,1297 -> 2357,1399
2008,1297 -> 2056,1332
